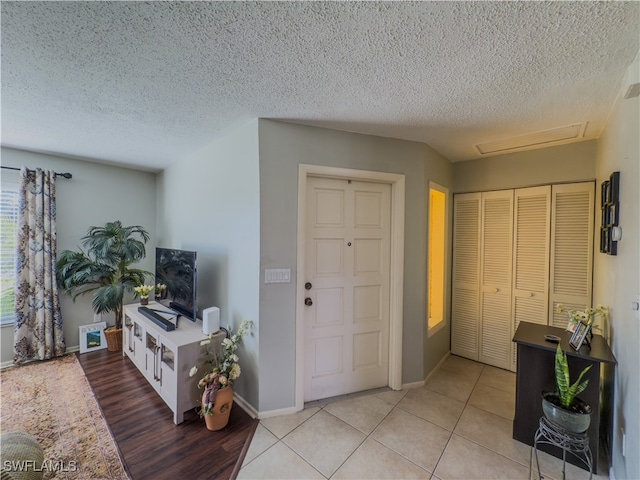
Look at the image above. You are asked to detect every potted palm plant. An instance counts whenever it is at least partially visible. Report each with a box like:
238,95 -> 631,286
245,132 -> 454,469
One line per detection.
57,221 -> 152,351
542,343 -> 592,433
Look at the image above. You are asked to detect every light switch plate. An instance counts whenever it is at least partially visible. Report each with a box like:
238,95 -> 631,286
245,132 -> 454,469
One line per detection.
265,268 -> 291,284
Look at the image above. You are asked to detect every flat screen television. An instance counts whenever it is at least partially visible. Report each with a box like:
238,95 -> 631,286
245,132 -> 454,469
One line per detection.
155,247 -> 197,321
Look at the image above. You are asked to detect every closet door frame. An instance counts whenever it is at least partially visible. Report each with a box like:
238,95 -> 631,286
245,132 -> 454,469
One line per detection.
451,182 -> 594,372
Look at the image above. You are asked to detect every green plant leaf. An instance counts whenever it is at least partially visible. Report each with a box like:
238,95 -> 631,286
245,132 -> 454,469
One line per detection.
555,344 -> 570,407
567,365 -> 592,404
56,221 -> 152,330
554,343 -> 591,408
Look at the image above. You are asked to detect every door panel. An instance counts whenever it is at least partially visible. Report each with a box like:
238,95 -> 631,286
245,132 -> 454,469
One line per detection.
479,190 -> 513,369
511,186 -> 551,370
549,183 -> 594,328
304,177 -> 391,401
451,193 -> 481,360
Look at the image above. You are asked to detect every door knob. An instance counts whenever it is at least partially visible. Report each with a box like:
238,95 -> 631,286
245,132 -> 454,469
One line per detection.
305,282 -> 312,290
305,298 -> 313,306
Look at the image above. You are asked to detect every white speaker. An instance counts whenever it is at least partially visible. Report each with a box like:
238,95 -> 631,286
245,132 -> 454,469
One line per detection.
202,307 -> 220,335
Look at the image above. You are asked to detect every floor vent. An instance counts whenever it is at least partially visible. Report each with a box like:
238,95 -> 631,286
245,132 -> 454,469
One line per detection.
475,123 -> 586,155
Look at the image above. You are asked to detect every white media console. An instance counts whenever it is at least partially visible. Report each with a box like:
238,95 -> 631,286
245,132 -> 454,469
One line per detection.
122,302 -> 224,424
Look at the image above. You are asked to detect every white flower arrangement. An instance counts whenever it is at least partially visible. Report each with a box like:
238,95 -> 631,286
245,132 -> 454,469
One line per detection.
557,304 -> 608,335
189,319 -> 251,415
133,284 -> 154,298
154,283 -> 167,300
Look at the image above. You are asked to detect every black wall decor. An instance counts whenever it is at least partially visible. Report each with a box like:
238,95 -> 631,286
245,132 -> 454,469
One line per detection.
600,171 -> 620,255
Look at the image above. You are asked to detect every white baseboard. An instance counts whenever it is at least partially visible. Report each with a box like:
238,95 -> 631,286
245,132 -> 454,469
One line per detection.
255,405 -> 299,420
233,392 -> 259,419
1,346 -> 80,370
233,393 -> 300,420
238,351 -> 456,420
401,380 -> 425,389
425,351 -> 451,383
400,351 -> 451,390
0,360 -> 14,370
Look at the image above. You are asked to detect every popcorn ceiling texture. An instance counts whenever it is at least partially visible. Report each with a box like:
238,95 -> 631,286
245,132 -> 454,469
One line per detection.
1,1 -> 638,169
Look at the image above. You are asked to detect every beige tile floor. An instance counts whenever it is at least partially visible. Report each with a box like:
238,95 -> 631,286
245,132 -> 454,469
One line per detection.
238,355 -> 608,480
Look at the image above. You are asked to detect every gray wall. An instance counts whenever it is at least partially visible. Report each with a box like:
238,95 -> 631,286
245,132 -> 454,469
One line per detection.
0,147 -> 157,364
156,120 -> 261,408
257,120 -> 454,412
454,140 -> 597,193
594,56 -> 639,480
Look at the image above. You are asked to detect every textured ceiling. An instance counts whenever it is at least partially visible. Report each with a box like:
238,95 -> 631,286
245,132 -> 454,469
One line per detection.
1,1 -> 639,170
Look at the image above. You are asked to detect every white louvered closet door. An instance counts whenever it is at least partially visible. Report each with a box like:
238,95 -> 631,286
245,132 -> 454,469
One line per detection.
451,193 -> 481,360
479,190 -> 514,370
511,186 -> 551,371
549,183 -> 595,329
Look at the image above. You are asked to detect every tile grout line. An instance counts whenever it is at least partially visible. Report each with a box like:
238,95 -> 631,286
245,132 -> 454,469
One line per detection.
319,392 -> 411,478
368,389 -> 445,478
242,406 -> 326,473
429,363 -> 487,478
242,360 -> 534,479
433,364 -> 540,478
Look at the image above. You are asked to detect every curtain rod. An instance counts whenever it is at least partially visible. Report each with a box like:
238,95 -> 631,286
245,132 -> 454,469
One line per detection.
1,165 -> 72,179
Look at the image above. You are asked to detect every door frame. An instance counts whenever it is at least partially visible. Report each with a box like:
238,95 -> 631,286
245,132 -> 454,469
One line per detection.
295,164 -> 405,411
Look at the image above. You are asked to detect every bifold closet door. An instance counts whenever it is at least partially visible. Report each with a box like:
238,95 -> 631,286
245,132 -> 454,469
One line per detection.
549,183 -> 595,329
451,193 -> 481,360
479,190 -> 513,370
510,186 -> 551,371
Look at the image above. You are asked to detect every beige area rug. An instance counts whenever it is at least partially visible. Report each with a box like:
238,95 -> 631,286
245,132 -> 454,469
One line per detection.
0,354 -> 130,480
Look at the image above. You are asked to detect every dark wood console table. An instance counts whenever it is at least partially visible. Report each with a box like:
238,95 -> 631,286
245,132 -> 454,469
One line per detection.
512,321 -> 616,473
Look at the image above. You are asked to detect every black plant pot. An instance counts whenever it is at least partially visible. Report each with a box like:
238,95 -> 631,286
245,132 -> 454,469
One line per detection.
541,391 -> 592,433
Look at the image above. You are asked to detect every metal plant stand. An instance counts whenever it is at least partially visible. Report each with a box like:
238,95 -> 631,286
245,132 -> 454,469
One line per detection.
533,416 -> 593,480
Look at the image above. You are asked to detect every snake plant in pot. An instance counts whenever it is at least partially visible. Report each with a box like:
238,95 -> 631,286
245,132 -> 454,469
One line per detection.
56,221 -> 152,351
542,343 -> 592,433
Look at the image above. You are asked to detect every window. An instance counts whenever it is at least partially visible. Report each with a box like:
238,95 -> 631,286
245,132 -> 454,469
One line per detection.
1,184 -> 19,325
428,182 -> 448,335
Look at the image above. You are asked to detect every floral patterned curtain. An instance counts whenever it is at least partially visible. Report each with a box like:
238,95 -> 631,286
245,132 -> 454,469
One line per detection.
14,167 -> 66,364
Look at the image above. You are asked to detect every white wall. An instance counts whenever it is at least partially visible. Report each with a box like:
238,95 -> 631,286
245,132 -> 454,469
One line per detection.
257,120 -> 454,412
594,55 -> 640,480
156,120 -> 261,408
0,148 -> 157,364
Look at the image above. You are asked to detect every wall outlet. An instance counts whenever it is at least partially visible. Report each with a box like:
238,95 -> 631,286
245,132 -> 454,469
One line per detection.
93,313 -> 102,323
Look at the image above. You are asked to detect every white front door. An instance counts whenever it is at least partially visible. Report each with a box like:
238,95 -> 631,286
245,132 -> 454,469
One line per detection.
304,176 -> 391,401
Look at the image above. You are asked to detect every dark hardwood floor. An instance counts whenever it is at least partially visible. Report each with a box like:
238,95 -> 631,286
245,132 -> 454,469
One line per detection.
77,350 -> 259,480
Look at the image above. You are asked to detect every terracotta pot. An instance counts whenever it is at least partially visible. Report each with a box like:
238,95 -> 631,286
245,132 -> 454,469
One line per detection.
202,386 -> 233,431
